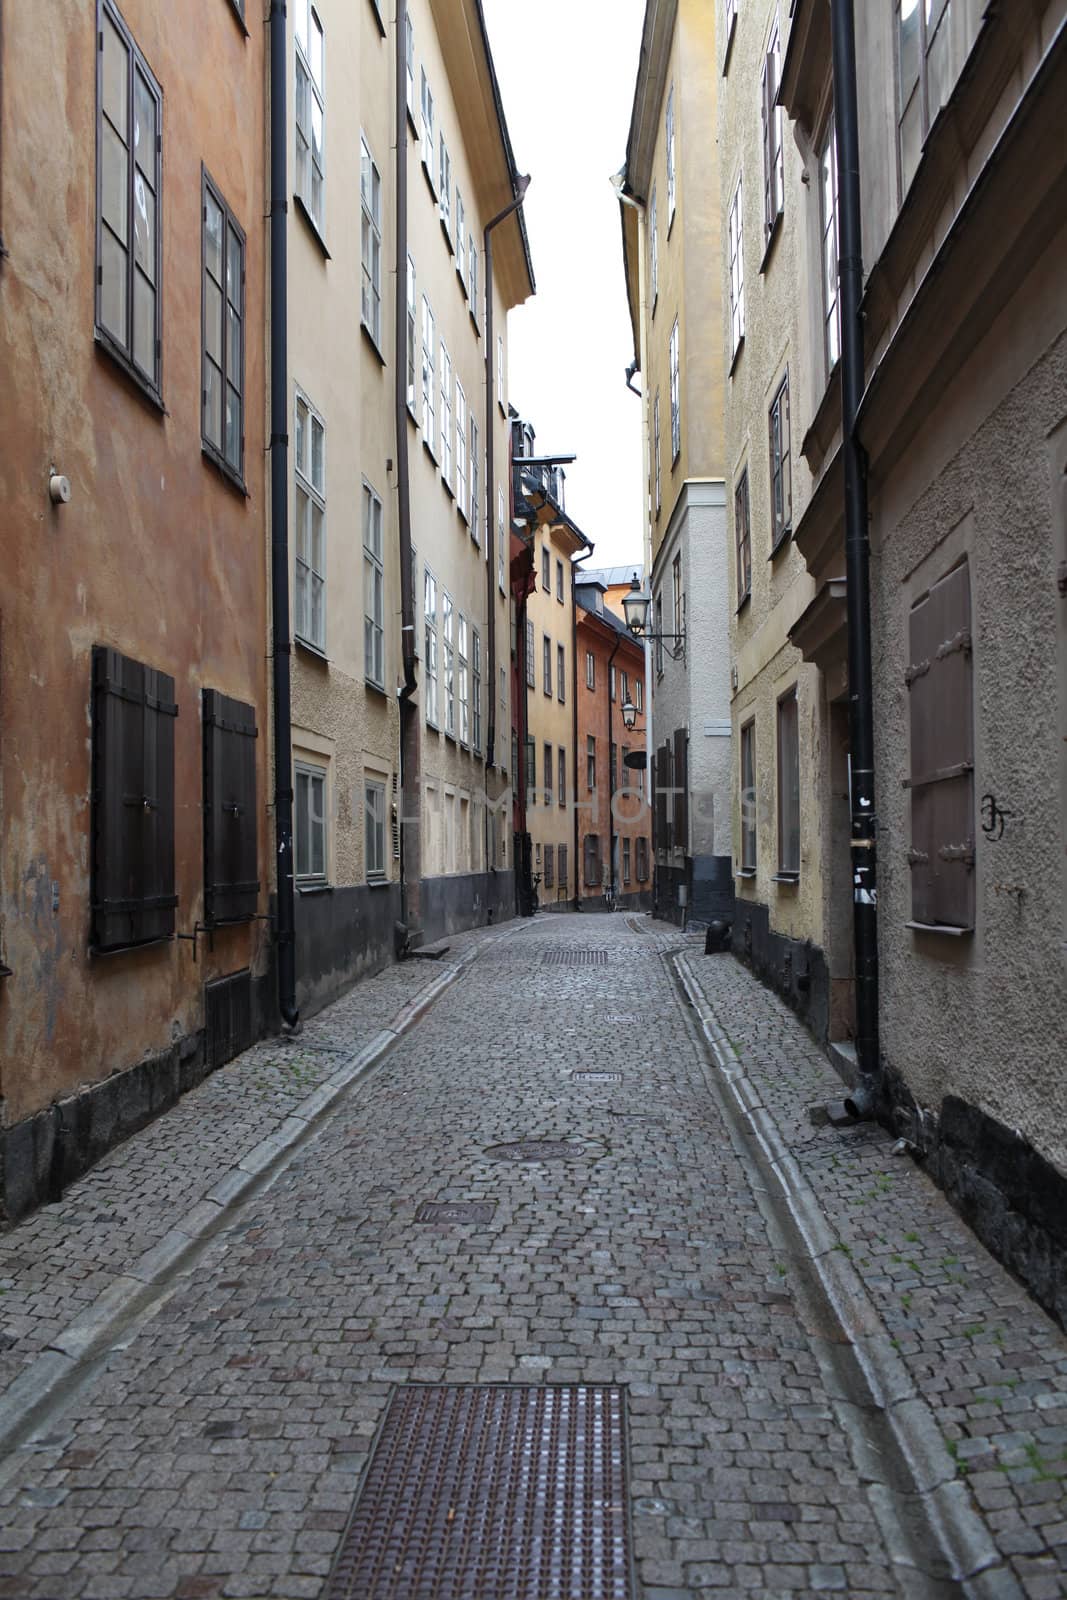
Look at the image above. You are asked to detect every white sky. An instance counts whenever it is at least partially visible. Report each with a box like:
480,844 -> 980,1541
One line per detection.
481,0 -> 647,571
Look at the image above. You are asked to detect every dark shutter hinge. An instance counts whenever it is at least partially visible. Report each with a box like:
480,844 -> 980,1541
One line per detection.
1057,559 -> 1067,597
939,840 -> 976,868
937,627 -> 972,660
905,658 -> 929,687
906,849 -> 929,867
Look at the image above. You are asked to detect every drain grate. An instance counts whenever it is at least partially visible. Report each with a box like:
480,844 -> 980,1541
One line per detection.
415,1202 -> 495,1224
325,1384 -> 631,1600
541,949 -> 610,967
484,1139 -> 584,1161
573,1071 -> 623,1084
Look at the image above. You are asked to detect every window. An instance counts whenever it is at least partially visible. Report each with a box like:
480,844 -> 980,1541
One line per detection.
294,0 -> 325,230
635,678 -> 644,713
897,0 -> 955,197
649,183 -> 659,307
202,173 -> 245,482
673,553 -> 684,643
665,85 -> 676,224
295,393 -> 326,650
654,393 -> 662,513
636,836 -> 649,882
623,837 -> 631,886
498,489 -> 507,591
406,257 -> 418,415
559,843 -> 569,884
610,664 -> 616,702
544,742 -> 554,805
470,416 -> 480,543
472,630 -> 482,752
543,635 -> 552,697
497,335 -> 505,408
362,482 -> 384,686
669,320 -> 681,462
365,780 -> 386,879
556,560 -> 564,602
586,651 -> 595,690
500,664 -> 507,709
557,644 -> 566,703
442,593 -> 456,736
455,383 -> 468,517
202,688 -> 259,926
621,743 -> 630,792
440,344 -> 453,490
360,135 -> 382,347
420,68 -> 435,181
584,833 -> 601,887
421,296 -> 436,453
610,741 -> 617,793
468,235 -> 479,326
526,618 -> 535,688
907,560 -> 975,930
820,116 -> 840,373
295,762 -> 327,882
542,546 -> 551,591
526,739 -> 537,801
761,18 -> 784,242
405,14 -> 416,121
586,736 -> 596,791
424,568 -> 439,726
735,468 -> 751,606
90,647 -> 177,950
455,192 -> 466,291
458,615 -> 470,744
543,846 -> 554,890
777,690 -> 800,876
558,748 -> 566,810
769,373 -> 792,551
728,177 -> 745,354
740,720 -> 757,872
655,594 -> 664,676
96,0 -> 163,395
438,135 -> 452,237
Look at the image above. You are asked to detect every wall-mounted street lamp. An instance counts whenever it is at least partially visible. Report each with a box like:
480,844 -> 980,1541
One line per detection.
621,697 -> 640,731
622,574 -> 685,660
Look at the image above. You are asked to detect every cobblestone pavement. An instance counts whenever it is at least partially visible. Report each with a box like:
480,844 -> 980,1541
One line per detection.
0,913 -> 1063,1599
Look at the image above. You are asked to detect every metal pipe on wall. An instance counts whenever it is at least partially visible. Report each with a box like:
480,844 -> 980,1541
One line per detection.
268,0 -> 298,1027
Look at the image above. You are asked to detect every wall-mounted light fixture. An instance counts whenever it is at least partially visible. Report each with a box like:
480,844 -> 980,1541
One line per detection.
622,574 -> 685,660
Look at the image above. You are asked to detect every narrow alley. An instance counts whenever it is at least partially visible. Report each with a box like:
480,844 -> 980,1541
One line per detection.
0,917 -> 1063,1600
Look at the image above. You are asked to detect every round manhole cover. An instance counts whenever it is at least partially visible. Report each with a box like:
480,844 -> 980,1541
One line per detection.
484,1139 -> 587,1162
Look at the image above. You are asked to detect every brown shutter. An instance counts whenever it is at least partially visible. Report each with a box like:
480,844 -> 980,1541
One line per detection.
655,743 -> 669,851
203,689 -> 260,926
91,646 -> 178,951
907,561 -> 975,929
673,728 -> 689,853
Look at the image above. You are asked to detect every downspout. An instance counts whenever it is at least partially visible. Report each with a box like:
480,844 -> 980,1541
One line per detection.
395,0 -> 421,945
269,0 -> 298,1027
831,0 -> 880,1113
607,631 -> 622,905
484,174 -> 531,773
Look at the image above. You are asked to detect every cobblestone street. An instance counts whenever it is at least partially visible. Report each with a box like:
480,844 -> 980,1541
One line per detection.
0,913 -> 1064,1600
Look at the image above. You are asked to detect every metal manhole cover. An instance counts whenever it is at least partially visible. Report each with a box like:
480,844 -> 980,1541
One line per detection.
484,1139 -> 585,1161
415,1202 -> 495,1224
573,1071 -> 623,1084
325,1384 -> 632,1600
541,949 -> 610,967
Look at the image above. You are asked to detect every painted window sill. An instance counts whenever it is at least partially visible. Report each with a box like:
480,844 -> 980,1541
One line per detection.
905,920 -> 973,937
294,194 -> 330,259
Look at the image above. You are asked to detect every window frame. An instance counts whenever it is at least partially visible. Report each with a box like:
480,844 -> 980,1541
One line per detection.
586,651 -> 595,691
761,16 -> 785,246
557,643 -> 566,703
472,629 -> 483,753
458,614 -> 470,745
440,342 -> 453,492
556,559 -> 564,603
95,0 -> 164,402
586,735 -> 597,792
424,566 -> 439,727
420,68 -> 436,186
740,718 -> 757,873
544,741 -> 554,806
769,371 -> 792,553
442,591 -> 456,738
654,391 -> 662,514
295,760 -> 328,884
421,295 -> 436,455
455,382 -> 468,518
728,176 -> 745,358
294,390 -> 327,652
201,168 -> 246,487
469,414 -> 480,544
406,255 -> 418,417
776,688 -> 801,878
362,479 -> 385,689
294,0 -> 325,235
669,319 -> 681,464
438,133 -> 452,240
558,748 -> 566,810
649,182 -> 659,309
543,633 -> 552,698
820,114 -> 841,376
360,132 -> 383,350
365,779 -> 387,881
735,467 -> 752,608
665,84 -> 676,226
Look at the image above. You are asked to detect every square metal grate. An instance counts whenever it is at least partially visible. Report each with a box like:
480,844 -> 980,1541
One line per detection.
415,1202 -> 495,1225
572,1071 -> 623,1084
325,1384 -> 632,1600
540,949 -> 610,967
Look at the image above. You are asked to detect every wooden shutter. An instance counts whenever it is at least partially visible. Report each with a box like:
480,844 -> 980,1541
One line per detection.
558,844 -> 568,885
91,646 -> 178,951
906,562 -> 975,929
203,689 -> 259,925
584,833 -> 600,886
673,728 -> 689,853
655,743 -> 670,851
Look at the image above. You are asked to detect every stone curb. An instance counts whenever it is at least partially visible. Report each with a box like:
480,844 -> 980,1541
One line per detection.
674,952 -> 1023,1599
0,940 -> 486,1461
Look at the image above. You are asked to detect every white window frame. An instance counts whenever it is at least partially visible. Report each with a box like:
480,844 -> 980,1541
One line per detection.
440,343 -> 453,491
438,134 -> 452,239
497,334 -> 505,409
650,182 -> 659,308
669,319 -> 681,463
586,651 -> 595,690
405,14 -> 416,123
294,391 -> 326,651
295,760 -> 327,882
468,235 -> 479,328
557,643 -> 566,704
424,567 -> 439,727
360,134 -> 382,348
362,480 -> 384,687
472,630 -> 482,752
421,296 -> 436,454
665,85 -> 676,225
294,0 -> 325,231
498,487 -> 506,592
820,115 -> 841,375
455,191 -> 467,293
406,255 -> 417,416
728,176 -> 745,355
470,414 -> 480,545
654,391 -> 662,513
455,382 -> 468,518
442,591 -> 456,737
761,17 -> 784,243
458,615 -> 470,745
420,68 -> 435,186
365,779 -> 386,880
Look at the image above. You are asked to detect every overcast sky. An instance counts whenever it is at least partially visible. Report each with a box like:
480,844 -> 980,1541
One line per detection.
481,0 -> 647,573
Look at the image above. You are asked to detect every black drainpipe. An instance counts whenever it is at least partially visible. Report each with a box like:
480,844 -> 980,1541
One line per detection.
484,175 -> 530,773
394,0 -> 420,948
831,0 -> 879,1112
269,0 -> 297,1027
